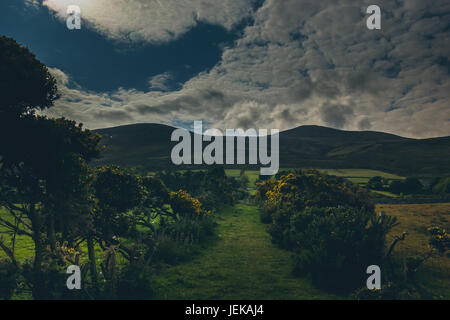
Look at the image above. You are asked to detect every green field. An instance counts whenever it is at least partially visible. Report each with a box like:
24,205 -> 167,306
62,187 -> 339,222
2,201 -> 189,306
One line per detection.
0,207 -> 107,266
0,206 -> 35,262
279,168 -> 404,185
371,190 -> 400,198
226,168 -> 405,187
152,204 -> 339,299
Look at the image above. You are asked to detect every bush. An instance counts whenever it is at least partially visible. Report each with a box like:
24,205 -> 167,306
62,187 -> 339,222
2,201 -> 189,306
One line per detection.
389,178 -> 423,195
259,209 -> 272,224
0,259 -> 18,300
169,190 -> 209,219
428,226 -> 449,254
116,264 -> 154,299
152,215 -> 216,265
257,171 -> 397,292
161,216 -> 216,244
152,234 -> 193,265
429,177 -> 450,194
291,206 -> 392,291
158,167 -> 239,211
21,261 -> 85,300
259,171 -> 374,248
367,176 -> 384,190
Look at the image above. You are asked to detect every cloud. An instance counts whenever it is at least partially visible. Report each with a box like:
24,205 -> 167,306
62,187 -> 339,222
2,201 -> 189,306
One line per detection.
149,72 -> 174,91
41,0 -> 450,138
357,117 -> 372,130
40,0 -> 255,43
320,104 -> 354,128
24,0 -> 40,9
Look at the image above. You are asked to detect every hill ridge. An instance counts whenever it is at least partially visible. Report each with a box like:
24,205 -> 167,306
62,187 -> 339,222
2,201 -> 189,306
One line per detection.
92,123 -> 450,176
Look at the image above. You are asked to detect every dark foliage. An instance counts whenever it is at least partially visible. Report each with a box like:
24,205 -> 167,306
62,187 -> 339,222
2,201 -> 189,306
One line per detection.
389,178 -> 423,195
290,206 -> 393,291
257,170 -> 396,291
0,259 -> 18,300
0,36 -> 58,120
158,167 -> 240,210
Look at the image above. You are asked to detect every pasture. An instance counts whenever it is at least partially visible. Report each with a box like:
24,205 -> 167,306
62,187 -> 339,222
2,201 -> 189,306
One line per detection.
377,203 -> 450,298
1,168 -> 448,299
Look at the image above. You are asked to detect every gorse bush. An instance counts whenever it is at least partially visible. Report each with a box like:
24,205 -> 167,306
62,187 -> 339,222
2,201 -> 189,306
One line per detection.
258,170 -> 374,249
257,170 -> 396,291
428,226 -> 449,254
158,167 -> 239,210
169,190 -> 207,219
291,206 -> 394,291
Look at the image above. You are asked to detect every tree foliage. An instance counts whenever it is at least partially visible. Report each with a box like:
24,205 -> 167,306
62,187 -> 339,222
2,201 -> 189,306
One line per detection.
0,36 -> 58,119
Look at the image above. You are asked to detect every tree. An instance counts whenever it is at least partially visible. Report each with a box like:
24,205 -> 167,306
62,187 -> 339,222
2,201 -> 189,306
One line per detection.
402,178 -> 423,194
91,166 -> 144,281
0,117 -> 102,299
389,180 -> 405,195
0,36 -> 103,298
367,176 -> 383,190
0,36 -> 58,120
389,178 -> 423,195
133,176 -> 173,232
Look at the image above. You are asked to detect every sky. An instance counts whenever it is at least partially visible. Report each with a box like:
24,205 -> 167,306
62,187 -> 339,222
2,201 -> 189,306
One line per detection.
0,0 -> 449,138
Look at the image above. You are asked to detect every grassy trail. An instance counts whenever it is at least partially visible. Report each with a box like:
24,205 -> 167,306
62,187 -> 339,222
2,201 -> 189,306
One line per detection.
153,203 -> 339,299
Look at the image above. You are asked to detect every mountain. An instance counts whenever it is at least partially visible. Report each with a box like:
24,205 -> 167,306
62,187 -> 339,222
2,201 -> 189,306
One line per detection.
91,123 -> 450,176
91,123 -> 176,170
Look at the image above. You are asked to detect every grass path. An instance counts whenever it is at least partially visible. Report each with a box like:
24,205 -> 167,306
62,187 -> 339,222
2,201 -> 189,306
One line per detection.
152,204 -> 339,299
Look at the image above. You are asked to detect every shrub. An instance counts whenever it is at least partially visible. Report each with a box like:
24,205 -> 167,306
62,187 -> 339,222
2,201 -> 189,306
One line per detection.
367,176 -> 384,190
21,261 -> 85,300
291,206 -> 392,291
428,226 -> 449,254
259,209 -> 272,224
389,178 -> 423,195
152,234 -> 193,265
158,167 -> 239,211
152,215 -> 216,265
429,177 -> 450,194
0,259 -> 18,300
116,264 -> 154,300
170,190 -> 205,219
161,215 -> 216,244
260,171 -> 374,248
256,171 -> 397,292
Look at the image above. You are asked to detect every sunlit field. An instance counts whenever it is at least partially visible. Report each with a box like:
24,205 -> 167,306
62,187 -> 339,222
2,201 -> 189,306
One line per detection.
377,203 -> 450,298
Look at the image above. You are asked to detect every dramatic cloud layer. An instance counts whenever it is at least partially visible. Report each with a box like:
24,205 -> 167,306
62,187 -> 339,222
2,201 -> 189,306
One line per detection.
36,0 -> 450,138
41,0 -> 255,43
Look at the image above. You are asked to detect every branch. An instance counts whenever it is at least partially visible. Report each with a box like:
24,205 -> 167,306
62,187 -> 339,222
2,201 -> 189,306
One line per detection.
3,202 -> 32,230
0,237 -> 18,267
386,231 -> 408,259
0,216 -> 32,237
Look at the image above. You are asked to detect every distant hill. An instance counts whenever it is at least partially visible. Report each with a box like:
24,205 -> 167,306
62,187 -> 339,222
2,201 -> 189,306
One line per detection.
91,123 -> 450,176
